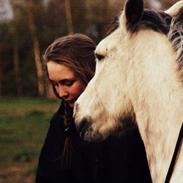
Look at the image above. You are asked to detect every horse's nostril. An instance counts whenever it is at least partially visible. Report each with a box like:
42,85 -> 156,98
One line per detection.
77,119 -> 90,137
78,119 -> 88,132
95,53 -> 105,61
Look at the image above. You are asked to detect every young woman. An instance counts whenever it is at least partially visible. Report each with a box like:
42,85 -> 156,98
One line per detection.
36,33 -> 152,183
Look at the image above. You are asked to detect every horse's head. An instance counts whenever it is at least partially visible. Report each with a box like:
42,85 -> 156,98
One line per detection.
74,0 -> 174,142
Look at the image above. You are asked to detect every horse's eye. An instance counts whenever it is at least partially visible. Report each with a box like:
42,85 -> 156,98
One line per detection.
95,53 -> 105,61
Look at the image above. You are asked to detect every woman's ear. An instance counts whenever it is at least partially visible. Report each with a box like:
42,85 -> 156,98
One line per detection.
124,0 -> 144,31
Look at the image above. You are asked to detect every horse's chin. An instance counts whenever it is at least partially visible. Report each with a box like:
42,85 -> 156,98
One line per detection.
77,122 -> 105,142
80,128 -> 105,142
81,120 -> 136,142
80,118 -> 135,142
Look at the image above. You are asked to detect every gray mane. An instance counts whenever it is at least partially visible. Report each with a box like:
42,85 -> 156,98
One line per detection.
130,10 -> 171,34
168,11 -> 183,66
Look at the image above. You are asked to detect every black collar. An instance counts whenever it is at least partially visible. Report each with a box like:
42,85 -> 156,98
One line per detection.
165,123 -> 183,183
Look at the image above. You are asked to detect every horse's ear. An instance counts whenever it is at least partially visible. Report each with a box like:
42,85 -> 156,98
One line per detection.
125,0 -> 144,31
165,0 -> 183,17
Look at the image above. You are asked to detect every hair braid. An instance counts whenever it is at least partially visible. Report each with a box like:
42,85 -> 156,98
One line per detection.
62,102 -> 74,168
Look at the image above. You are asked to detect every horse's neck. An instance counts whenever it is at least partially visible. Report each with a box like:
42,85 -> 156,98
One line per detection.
132,56 -> 183,182
137,95 -> 183,183
140,117 -> 182,183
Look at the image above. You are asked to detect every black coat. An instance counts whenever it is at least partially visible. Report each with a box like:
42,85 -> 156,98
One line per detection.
36,104 -> 152,183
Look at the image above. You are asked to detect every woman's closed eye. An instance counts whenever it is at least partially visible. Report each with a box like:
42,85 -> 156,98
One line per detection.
60,79 -> 76,86
50,79 -> 76,87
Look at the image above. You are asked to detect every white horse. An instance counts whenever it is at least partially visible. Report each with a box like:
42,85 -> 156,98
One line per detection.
74,0 -> 183,182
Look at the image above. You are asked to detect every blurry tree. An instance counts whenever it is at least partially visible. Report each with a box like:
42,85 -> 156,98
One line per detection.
0,47 -> 2,96
0,0 -> 13,96
65,0 -> 74,33
85,0 -> 123,42
12,28 -> 22,96
0,0 -> 179,97
8,4 -> 22,96
26,0 -> 45,97
0,26 -> 14,96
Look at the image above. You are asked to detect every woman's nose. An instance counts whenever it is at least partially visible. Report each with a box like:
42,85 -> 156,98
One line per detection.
57,86 -> 68,98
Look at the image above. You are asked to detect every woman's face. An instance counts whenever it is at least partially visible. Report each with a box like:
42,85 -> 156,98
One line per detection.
47,61 -> 86,107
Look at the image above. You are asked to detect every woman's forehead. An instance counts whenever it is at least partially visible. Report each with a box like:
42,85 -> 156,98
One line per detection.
47,61 -> 76,80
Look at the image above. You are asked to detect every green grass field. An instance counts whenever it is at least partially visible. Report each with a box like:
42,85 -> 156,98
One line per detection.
0,98 -> 60,183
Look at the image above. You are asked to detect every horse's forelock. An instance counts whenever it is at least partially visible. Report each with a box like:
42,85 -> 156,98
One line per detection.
140,10 -> 172,34
105,8 -> 171,41
120,0 -> 171,35
124,10 -> 171,34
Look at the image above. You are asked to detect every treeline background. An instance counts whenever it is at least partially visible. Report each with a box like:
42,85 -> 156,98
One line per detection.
0,0 -> 178,98
0,1 -> 180,183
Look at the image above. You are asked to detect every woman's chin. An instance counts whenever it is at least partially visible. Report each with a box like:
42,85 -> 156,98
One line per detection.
67,101 -> 75,108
